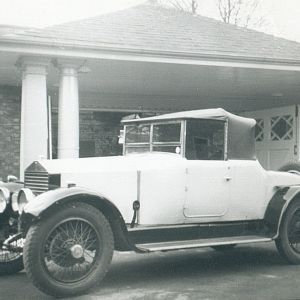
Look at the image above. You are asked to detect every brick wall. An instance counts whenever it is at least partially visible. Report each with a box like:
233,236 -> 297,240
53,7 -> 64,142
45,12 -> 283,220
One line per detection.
80,111 -> 125,157
51,111 -> 125,159
0,85 -> 133,179
0,86 -> 21,180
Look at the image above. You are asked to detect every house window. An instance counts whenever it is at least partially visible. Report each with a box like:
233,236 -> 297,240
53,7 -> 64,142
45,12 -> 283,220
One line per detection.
271,115 -> 293,141
255,119 -> 264,142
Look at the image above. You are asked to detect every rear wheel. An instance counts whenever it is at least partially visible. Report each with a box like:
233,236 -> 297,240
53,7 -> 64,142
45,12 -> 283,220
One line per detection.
23,202 -> 114,297
275,201 -> 300,264
278,162 -> 300,174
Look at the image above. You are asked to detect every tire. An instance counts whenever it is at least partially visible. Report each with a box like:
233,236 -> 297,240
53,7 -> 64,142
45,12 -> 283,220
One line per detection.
23,202 -> 114,297
275,200 -> 300,264
0,234 -> 24,275
211,244 -> 237,251
0,250 -> 23,275
278,162 -> 300,174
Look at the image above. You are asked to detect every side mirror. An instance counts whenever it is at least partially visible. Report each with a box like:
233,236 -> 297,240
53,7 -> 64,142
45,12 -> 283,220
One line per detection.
7,175 -> 18,183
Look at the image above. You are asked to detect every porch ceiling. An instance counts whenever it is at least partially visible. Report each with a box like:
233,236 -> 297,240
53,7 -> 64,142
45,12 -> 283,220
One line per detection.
1,51 -> 300,113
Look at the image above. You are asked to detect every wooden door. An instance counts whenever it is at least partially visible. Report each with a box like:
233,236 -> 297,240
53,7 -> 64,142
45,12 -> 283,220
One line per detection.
244,106 -> 297,170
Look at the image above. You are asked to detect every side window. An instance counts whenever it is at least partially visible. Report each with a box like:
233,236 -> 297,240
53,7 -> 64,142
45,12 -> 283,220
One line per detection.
186,120 -> 225,160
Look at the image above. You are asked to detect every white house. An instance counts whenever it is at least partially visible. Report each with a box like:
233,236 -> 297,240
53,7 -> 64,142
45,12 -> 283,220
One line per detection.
1,3 -> 300,179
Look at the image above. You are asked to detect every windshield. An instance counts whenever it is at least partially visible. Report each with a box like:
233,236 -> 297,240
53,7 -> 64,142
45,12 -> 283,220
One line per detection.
124,122 -> 182,155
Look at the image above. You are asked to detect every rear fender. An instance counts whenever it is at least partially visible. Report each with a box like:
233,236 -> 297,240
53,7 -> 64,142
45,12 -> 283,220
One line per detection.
264,186 -> 300,238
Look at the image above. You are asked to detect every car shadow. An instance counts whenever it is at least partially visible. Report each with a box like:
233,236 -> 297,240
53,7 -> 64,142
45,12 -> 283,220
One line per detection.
101,243 -> 286,287
0,243 -> 294,300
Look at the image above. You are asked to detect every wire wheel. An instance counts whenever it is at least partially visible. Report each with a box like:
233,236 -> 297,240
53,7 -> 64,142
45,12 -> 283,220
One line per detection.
0,236 -> 24,275
287,208 -> 300,254
0,248 -> 21,263
43,218 -> 101,283
24,202 -> 114,297
276,201 -> 300,264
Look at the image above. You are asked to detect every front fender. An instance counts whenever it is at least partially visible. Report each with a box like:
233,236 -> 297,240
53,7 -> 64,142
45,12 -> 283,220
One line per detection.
264,185 -> 300,238
22,187 -> 135,251
24,187 -> 117,217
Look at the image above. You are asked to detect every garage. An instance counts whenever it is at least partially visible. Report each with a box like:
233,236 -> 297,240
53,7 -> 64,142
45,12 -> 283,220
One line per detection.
1,3 -> 300,178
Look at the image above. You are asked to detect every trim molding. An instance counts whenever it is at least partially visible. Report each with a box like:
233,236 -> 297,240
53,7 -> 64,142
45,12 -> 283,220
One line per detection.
1,40 -> 300,72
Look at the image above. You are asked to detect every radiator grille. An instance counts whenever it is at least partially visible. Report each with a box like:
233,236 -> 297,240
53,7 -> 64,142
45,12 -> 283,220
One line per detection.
25,171 -> 49,195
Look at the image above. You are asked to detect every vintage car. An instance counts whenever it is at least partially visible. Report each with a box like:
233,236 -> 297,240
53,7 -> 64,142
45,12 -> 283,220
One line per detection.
0,176 -> 24,275
6,108 -> 300,297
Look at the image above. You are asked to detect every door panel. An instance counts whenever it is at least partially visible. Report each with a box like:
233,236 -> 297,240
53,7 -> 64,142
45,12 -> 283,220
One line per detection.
244,106 -> 297,170
139,168 -> 186,225
184,161 -> 230,221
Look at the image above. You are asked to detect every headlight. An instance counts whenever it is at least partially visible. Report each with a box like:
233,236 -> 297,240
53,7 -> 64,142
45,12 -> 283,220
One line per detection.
0,187 -> 9,213
11,191 -> 19,212
12,188 -> 35,214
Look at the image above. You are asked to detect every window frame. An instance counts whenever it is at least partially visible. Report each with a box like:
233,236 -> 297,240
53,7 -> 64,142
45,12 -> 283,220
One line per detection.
184,119 -> 228,161
123,120 -> 184,156
123,118 -> 228,160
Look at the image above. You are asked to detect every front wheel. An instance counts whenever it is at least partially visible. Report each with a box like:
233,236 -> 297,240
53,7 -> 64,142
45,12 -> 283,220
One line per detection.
23,202 -> 114,297
0,235 -> 23,275
275,201 -> 300,264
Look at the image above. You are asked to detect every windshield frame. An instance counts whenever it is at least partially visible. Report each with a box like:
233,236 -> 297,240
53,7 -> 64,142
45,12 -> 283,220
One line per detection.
123,120 -> 185,156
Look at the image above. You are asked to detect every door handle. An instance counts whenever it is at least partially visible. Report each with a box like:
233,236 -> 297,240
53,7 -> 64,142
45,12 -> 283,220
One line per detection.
225,177 -> 232,181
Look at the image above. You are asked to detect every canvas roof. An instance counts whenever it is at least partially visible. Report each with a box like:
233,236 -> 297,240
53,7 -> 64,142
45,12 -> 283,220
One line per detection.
122,108 -> 256,127
2,4 -> 300,62
123,108 -> 256,160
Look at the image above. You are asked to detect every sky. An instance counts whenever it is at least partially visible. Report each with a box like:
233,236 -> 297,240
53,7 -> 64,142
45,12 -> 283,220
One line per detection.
0,0 -> 300,42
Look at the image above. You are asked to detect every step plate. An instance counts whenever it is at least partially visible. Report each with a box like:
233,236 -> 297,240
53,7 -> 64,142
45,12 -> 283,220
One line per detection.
136,235 -> 272,252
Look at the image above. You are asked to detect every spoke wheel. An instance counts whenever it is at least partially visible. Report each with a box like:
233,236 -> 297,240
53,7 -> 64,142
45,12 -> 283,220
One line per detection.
44,218 -> 101,283
276,201 -> 300,264
286,208 -> 300,254
0,233 -> 24,275
24,202 -> 114,297
0,237 -> 24,275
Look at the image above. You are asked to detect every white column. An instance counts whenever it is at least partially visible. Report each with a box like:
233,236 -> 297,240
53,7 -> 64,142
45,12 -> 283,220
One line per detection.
18,56 -> 50,179
55,59 -> 84,159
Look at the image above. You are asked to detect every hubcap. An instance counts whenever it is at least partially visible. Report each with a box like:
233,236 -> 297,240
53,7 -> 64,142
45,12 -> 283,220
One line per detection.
70,244 -> 84,259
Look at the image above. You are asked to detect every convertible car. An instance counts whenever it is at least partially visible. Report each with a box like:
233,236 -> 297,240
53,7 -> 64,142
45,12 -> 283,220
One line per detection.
2,108 -> 300,297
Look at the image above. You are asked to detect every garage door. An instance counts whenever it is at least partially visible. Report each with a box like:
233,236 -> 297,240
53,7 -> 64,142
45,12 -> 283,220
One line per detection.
244,106 -> 297,170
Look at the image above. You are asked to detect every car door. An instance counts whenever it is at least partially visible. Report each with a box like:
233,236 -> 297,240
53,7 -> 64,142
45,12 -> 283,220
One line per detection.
183,119 -> 231,222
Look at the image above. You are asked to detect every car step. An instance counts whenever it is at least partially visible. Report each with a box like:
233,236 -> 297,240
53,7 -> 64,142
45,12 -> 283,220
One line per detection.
136,235 -> 272,252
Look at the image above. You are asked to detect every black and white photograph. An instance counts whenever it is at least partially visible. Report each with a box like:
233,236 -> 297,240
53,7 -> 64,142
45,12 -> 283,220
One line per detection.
1,0 -> 300,299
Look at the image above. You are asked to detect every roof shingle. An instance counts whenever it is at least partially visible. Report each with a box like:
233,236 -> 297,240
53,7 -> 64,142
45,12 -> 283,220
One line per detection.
3,4 -> 300,61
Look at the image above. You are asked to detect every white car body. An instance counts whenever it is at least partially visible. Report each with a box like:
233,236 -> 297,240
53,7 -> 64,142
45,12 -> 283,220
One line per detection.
19,108 -> 300,297
18,107 -> 300,246
25,154 -> 300,226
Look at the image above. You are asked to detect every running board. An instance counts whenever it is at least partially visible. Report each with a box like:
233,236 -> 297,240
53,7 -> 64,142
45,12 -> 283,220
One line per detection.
136,235 -> 272,252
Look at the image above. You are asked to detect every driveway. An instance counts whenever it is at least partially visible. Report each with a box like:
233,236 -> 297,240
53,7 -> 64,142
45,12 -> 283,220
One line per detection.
0,242 -> 300,300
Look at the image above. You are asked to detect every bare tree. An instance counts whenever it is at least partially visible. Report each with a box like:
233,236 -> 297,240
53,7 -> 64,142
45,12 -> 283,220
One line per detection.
216,0 -> 266,28
153,0 -> 267,30
156,0 -> 199,14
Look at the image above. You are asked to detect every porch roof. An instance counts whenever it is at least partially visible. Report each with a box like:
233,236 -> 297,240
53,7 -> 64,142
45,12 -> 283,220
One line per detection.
1,4 -> 300,63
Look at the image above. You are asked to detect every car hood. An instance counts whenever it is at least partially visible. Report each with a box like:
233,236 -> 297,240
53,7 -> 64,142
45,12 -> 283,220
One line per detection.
27,153 -> 185,175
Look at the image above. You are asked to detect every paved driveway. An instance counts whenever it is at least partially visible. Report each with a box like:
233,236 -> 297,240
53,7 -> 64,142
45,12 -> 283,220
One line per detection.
0,242 -> 300,300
